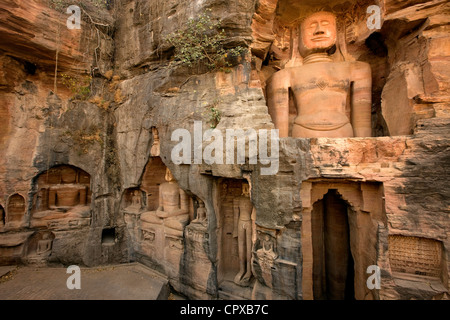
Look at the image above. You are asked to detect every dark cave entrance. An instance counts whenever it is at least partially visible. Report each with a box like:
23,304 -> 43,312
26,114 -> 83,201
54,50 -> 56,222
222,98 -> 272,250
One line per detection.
311,189 -> 355,300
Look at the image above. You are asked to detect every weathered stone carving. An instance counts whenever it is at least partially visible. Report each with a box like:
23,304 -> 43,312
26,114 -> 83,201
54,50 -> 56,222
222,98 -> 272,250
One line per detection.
255,232 -> 278,288
31,165 -> 91,229
25,231 -> 55,265
232,182 -> 256,287
192,199 -> 207,225
123,189 -> 144,213
150,127 -> 160,157
6,193 -> 26,228
36,232 -> 53,255
389,235 -> 443,278
267,11 -> 372,138
140,167 -> 189,233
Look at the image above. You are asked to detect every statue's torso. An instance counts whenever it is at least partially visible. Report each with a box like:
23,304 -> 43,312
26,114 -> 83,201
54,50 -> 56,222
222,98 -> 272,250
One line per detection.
289,62 -> 353,131
160,182 -> 180,212
238,196 -> 253,221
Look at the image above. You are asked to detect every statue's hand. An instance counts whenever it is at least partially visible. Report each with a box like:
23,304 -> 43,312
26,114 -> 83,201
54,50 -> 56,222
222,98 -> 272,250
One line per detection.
156,210 -> 168,218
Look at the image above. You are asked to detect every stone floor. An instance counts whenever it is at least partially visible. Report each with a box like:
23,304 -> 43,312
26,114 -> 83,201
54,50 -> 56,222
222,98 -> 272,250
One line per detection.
0,263 -> 171,300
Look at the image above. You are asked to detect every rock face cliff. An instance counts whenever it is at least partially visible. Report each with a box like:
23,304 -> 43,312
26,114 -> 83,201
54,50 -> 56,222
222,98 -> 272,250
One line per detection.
0,0 -> 449,300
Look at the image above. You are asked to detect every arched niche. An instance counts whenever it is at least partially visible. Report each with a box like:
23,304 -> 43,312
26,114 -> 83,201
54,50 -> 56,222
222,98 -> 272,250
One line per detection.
141,156 -> 169,211
7,193 -> 26,227
216,178 -> 256,297
122,188 -> 146,213
32,165 -> 91,212
30,165 -> 92,229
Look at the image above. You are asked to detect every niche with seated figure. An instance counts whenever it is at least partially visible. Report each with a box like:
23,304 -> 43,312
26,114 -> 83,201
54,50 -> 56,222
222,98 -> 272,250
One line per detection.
135,157 -> 192,282
26,231 -> 55,264
6,194 -> 26,228
141,156 -> 169,211
122,188 -> 145,213
30,165 -> 91,229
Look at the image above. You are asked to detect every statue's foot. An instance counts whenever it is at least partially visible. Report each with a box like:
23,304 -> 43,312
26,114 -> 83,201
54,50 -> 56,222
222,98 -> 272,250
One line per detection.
234,271 -> 244,285
164,214 -> 189,230
140,211 -> 162,224
241,271 -> 252,284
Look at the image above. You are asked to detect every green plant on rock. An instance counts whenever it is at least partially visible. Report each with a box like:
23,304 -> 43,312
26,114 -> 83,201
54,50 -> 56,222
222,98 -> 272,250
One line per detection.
62,126 -> 103,155
166,9 -> 246,71
61,73 -> 92,100
49,0 -> 108,11
209,106 -> 221,129
202,99 -> 222,129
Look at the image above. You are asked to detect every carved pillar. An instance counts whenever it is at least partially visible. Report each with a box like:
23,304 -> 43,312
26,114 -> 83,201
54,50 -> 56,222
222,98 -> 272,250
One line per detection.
48,189 -> 56,207
79,187 -> 87,206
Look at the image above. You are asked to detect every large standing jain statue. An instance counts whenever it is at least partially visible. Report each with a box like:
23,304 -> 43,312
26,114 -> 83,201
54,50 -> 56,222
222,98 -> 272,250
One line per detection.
267,11 -> 372,138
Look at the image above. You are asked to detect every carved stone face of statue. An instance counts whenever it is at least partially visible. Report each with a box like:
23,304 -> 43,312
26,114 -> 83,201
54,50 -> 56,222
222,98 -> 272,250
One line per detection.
165,168 -> 175,182
242,183 -> 250,197
299,11 -> 337,57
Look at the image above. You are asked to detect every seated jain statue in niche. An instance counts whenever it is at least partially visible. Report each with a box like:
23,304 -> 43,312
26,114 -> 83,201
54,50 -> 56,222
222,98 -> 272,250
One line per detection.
267,11 -> 372,138
141,168 -> 189,231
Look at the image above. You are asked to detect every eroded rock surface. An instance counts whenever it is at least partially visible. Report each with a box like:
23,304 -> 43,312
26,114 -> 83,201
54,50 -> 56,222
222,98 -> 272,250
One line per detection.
0,0 -> 448,300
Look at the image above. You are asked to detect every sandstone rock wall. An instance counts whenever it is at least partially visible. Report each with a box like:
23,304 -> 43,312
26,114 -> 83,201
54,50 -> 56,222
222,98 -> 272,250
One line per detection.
0,0 -> 448,300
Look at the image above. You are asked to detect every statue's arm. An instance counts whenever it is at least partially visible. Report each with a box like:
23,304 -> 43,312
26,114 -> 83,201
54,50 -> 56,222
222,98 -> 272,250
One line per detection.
233,198 -> 239,238
157,185 -> 163,211
351,62 -> 372,137
179,189 -> 189,213
267,71 -> 290,138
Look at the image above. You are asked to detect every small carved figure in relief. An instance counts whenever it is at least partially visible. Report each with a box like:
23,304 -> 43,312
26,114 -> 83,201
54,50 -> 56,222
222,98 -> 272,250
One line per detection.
267,11 -> 372,138
256,233 -> 278,269
193,200 -> 207,225
36,233 -> 53,255
131,190 -> 142,208
233,182 -> 256,286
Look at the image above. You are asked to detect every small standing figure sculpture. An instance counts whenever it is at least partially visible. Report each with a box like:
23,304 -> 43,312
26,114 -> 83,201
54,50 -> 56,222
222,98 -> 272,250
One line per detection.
233,182 -> 256,286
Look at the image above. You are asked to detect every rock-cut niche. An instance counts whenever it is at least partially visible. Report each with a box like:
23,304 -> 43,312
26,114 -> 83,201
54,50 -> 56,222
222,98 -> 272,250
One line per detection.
6,193 -> 26,227
217,178 -> 256,299
30,165 -> 91,228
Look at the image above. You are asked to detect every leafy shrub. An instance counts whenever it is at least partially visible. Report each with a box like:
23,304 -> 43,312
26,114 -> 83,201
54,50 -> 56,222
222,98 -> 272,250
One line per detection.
166,9 -> 246,71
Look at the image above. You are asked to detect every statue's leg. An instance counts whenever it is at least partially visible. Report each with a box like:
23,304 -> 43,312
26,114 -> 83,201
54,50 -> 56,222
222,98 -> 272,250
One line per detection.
234,220 -> 246,284
243,224 -> 253,281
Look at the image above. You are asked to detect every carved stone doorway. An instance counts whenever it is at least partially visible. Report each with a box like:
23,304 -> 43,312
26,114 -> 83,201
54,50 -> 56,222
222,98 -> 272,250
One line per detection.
311,189 -> 355,300
300,180 -> 384,300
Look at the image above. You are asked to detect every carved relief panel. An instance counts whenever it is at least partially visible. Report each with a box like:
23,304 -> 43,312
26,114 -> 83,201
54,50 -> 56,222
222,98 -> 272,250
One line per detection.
389,235 -> 444,279
33,165 -> 91,211
31,165 -> 91,229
